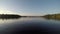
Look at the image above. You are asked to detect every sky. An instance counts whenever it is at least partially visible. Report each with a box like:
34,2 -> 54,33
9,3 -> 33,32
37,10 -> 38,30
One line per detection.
0,0 -> 60,16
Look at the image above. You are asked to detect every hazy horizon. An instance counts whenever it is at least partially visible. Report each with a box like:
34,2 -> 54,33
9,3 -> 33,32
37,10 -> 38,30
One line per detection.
0,0 -> 60,16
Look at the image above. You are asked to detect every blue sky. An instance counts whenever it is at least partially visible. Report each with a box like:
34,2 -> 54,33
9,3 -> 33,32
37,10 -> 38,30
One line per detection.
0,0 -> 60,16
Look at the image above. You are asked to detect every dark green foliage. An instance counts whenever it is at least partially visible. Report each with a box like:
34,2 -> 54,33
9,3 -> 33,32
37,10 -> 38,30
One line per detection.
0,14 -> 21,19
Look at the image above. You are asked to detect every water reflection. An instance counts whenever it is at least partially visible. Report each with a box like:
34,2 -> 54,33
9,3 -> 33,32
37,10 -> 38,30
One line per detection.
0,17 -> 21,20
44,17 -> 60,21
0,17 -> 60,34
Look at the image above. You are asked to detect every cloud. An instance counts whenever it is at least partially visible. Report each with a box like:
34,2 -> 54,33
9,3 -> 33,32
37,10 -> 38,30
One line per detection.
0,9 -> 18,14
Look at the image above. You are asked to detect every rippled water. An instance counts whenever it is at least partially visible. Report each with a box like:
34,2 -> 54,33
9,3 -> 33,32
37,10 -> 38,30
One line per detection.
0,17 -> 60,34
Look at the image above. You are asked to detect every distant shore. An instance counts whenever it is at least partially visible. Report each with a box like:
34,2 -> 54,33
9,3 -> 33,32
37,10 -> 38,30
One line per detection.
42,13 -> 60,20
1,14 -> 60,20
0,14 -> 41,19
0,14 -> 21,19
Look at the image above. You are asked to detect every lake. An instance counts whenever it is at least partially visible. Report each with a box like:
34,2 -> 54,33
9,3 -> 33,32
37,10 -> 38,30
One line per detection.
0,17 -> 60,34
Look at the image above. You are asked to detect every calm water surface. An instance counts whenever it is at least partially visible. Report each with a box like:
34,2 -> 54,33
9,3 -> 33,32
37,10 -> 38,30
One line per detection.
0,17 -> 60,34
